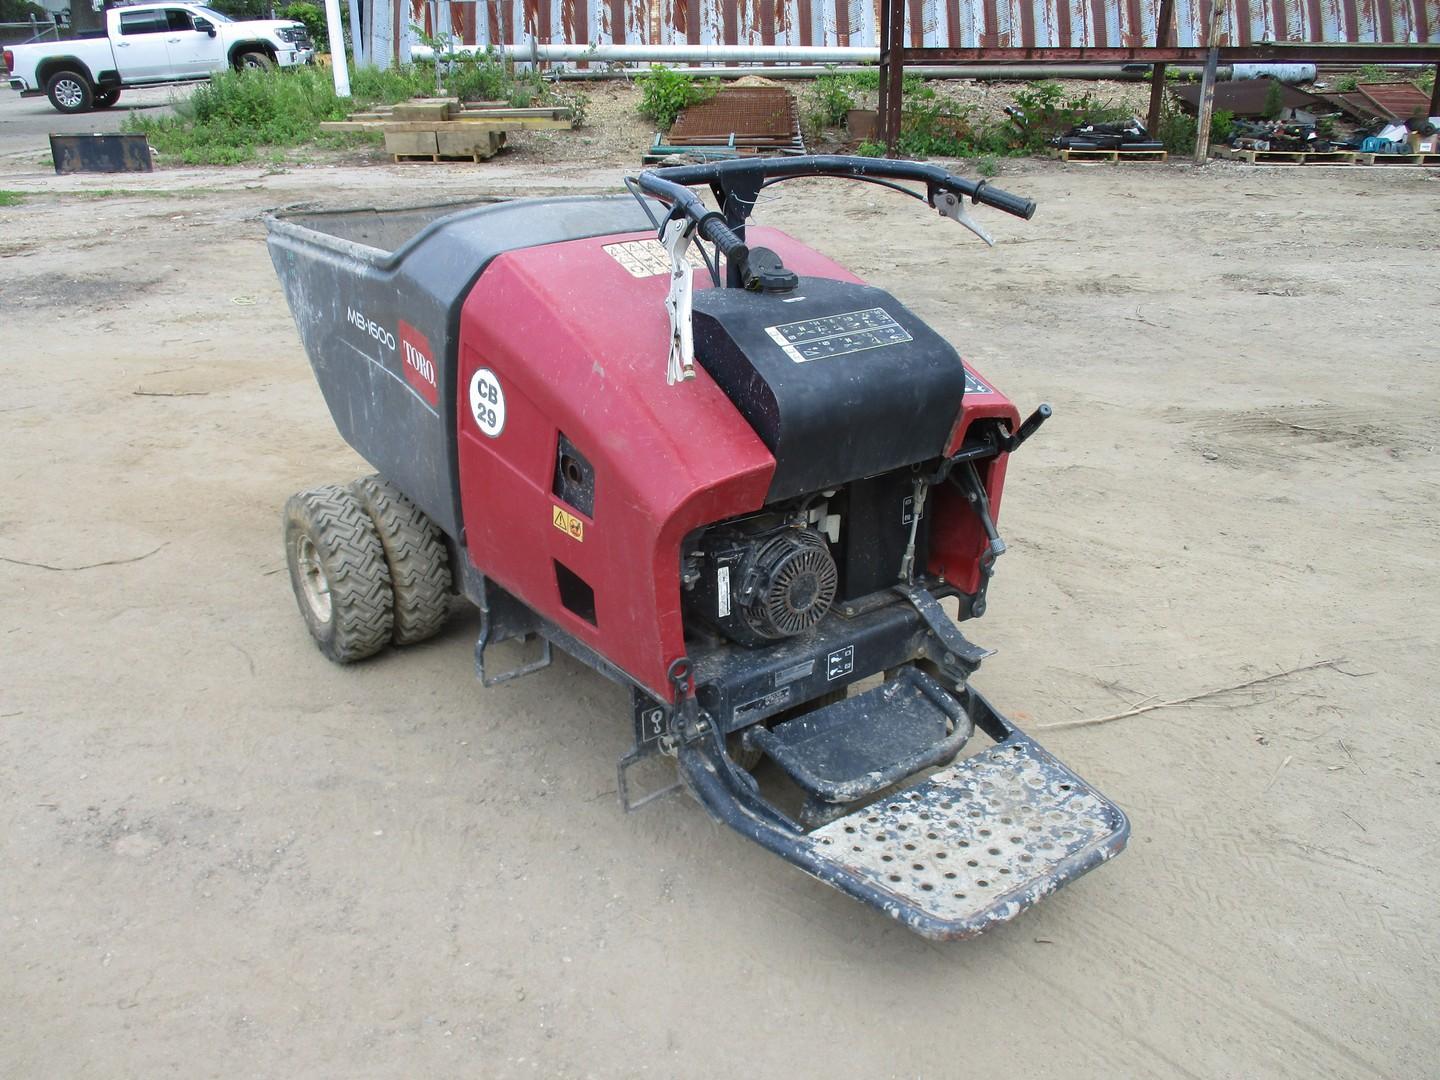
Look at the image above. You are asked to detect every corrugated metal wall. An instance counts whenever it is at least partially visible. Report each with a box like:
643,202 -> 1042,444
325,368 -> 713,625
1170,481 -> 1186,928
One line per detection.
408,0 -> 1439,49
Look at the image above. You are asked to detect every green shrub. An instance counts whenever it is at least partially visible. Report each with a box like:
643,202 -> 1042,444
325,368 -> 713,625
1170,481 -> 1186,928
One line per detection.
348,63 -> 433,104
896,96 -> 974,158
205,0 -> 272,19
1262,78 -> 1284,120
1211,108 -> 1234,142
1006,81 -> 1131,150
637,66 -> 718,130
1155,95 -> 1234,154
804,69 -> 856,132
974,154 -> 999,177
126,65 -> 424,164
855,139 -> 885,157
281,2 -> 326,44
445,52 -> 510,102
123,58 -> 574,164
0,0 -> 47,21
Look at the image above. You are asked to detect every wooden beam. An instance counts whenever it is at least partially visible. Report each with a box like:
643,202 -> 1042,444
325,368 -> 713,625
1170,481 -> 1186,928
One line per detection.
1192,0 -> 1225,165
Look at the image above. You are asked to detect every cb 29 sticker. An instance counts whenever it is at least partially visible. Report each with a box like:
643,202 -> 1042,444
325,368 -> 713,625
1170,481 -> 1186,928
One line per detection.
469,367 -> 505,438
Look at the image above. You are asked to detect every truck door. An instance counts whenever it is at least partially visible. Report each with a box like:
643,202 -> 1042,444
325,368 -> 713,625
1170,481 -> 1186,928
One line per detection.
163,8 -> 223,76
113,8 -> 172,80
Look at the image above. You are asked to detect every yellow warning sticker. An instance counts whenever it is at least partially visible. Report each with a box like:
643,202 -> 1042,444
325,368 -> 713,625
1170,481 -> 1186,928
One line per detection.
552,505 -> 585,542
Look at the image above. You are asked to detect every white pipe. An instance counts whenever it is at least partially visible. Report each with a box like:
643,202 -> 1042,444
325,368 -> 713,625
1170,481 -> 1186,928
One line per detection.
407,43 -> 1315,84
346,0 -> 365,68
411,42 -> 880,63
1230,62 -> 1316,81
546,63 -> 1225,81
323,0 -> 350,96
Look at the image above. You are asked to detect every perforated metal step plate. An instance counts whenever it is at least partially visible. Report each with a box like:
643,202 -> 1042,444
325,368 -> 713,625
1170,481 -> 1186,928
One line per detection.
806,733 -> 1128,938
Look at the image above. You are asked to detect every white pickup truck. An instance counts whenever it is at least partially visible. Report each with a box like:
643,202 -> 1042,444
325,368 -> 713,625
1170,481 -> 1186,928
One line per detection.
4,2 -> 315,113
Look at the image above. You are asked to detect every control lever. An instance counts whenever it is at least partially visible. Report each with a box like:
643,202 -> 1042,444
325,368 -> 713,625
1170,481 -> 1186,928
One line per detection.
953,461 -> 1006,567
933,189 -> 994,247
660,216 -> 696,385
1004,403 -> 1052,452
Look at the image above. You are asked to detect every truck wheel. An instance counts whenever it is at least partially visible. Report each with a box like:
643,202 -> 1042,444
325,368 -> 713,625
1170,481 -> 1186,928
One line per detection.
349,475 -> 452,645
236,50 -> 274,72
92,88 -> 121,109
46,70 -> 93,113
283,484 -> 394,663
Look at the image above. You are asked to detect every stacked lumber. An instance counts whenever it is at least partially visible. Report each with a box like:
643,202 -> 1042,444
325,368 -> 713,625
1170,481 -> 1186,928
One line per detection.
319,97 -> 576,163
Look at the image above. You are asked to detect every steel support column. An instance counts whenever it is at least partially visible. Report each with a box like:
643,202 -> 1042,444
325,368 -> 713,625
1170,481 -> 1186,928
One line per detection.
1146,0 -> 1175,135
879,0 -> 905,155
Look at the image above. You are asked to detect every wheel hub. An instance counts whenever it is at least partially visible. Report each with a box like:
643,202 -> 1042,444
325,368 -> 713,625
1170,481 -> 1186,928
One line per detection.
296,534 -> 332,623
55,79 -> 83,108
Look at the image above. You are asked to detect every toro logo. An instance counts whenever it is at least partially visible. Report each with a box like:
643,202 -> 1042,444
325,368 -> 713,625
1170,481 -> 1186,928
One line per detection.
398,321 -> 438,406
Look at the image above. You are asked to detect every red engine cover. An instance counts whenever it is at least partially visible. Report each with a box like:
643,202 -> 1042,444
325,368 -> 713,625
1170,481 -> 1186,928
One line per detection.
455,226 -> 1017,698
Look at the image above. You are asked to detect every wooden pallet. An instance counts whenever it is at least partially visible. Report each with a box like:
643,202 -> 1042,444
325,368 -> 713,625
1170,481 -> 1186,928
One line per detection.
384,128 -> 505,162
1054,148 -> 1168,163
1215,147 -> 1357,165
393,152 -> 495,164
1356,152 -> 1440,166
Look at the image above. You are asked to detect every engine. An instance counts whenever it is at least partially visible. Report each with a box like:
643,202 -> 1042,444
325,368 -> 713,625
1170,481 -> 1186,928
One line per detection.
687,515 -> 839,647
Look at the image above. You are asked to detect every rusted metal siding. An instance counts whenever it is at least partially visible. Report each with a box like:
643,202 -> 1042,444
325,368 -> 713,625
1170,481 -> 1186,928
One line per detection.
407,0 -> 1438,47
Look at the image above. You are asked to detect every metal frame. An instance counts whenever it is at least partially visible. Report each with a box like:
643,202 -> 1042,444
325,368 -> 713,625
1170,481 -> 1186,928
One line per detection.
877,22 -> 1440,155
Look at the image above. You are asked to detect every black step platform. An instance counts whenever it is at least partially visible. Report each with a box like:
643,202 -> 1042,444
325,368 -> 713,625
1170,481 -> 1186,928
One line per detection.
745,667 -> 972,821
677,687 -> 1131,941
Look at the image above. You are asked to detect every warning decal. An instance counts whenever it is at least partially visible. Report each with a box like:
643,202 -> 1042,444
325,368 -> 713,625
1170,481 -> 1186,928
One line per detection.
552,505 -> 585,542
602,239 -> 706,278
765,307 -> 912,363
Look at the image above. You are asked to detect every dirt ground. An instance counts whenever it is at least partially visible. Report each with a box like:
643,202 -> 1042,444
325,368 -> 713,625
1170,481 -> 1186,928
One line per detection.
1,145 -> 1437,1079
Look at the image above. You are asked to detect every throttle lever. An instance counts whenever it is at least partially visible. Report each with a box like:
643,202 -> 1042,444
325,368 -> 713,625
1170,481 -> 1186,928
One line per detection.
933,189 -> 994,247
660,216 -> 696,385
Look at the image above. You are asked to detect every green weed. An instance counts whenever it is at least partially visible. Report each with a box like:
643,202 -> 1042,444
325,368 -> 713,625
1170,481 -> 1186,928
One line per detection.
0,190 -> 25,206
636,66 -> 719,130
803,69 -> 857,134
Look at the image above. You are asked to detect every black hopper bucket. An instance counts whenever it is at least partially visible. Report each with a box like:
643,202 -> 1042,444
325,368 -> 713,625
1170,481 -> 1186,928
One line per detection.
50,133 -> 154,175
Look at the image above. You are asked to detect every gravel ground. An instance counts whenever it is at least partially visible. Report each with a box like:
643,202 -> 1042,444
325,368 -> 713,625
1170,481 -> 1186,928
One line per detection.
1,129 -> 1438,1079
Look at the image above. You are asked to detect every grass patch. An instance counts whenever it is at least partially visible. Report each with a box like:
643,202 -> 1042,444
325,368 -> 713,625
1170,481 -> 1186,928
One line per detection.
124,57 -> 574,166
0,190 -> 25,207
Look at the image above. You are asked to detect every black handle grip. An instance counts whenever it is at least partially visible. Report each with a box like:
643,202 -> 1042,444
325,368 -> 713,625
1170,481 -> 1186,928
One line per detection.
971,182 -> 1036,221
697,212 -> 746,259
1007,403 -> 1052,452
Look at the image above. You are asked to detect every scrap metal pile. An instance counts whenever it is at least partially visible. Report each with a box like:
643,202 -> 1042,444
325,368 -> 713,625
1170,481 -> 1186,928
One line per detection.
1175,76 -> 1440,161
645,85 -> 805,163
1047,118 -> 1164,153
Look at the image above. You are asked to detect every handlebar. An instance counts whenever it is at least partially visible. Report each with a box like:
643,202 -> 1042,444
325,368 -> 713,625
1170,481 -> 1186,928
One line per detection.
634,154 -> 1036,226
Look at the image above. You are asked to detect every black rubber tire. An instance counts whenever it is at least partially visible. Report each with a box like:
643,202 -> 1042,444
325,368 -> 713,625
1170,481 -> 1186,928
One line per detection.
349,474 -> 452,645
236,50 -> 274,71
283,484 -> 394,663
92,88 -> 121,109
46,70 -> 93,113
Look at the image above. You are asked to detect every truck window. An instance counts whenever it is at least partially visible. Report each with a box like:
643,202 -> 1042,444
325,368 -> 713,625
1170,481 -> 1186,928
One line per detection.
166,8 -> 195,30
119,10 -> 169,34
